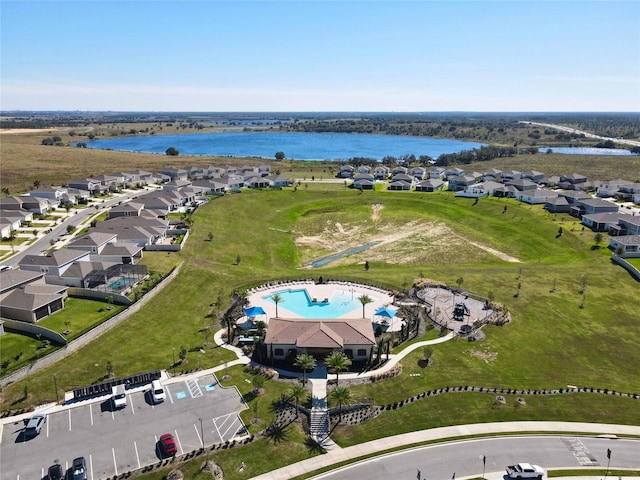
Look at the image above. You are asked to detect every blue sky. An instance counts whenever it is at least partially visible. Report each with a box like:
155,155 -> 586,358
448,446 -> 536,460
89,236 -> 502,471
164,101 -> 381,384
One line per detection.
1,1 -> 639,112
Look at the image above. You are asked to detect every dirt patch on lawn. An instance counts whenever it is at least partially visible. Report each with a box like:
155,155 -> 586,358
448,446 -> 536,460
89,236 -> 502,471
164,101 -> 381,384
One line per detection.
468,349 -> 498,363
295,204 -> 520,266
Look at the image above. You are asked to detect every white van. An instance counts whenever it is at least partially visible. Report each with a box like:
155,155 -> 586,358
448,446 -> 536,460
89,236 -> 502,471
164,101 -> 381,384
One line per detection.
150,380 -> 166,404
111,385 -> 127,409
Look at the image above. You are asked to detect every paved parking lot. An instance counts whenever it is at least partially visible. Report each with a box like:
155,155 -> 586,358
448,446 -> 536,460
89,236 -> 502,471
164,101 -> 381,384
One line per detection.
1,373 -> 247,480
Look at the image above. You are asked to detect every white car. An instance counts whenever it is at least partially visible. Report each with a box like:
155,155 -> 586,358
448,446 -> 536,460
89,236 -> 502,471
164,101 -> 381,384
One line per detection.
111,385 -> 127,409
150,380 -> 166,404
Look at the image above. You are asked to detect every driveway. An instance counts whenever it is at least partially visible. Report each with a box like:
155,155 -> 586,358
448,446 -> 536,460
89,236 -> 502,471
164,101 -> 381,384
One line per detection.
0,372 -> 247,480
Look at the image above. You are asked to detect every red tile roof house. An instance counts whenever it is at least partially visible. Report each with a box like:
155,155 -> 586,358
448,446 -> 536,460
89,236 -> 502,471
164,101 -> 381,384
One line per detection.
264,318 -> 376,363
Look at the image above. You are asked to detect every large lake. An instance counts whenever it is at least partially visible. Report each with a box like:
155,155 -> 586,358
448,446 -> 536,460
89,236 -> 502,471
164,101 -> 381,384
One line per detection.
84,132 -> 485,161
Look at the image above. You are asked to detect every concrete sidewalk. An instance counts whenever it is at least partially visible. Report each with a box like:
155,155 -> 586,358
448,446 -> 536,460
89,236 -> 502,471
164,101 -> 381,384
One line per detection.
248,422 -> 640,480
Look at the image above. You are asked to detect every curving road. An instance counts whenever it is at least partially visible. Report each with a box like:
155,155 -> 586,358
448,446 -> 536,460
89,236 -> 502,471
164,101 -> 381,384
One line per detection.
521,121 -> 640,148
310,435 -> 640,480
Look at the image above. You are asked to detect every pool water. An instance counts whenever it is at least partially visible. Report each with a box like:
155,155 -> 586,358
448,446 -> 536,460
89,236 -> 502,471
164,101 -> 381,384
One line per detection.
109,277 -> 135,289
264,288 -> 366,319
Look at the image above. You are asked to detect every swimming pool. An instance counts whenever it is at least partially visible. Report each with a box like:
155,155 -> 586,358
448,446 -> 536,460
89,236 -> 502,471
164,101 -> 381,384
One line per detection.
263,288 -> 367,319
109,277 -> 136,290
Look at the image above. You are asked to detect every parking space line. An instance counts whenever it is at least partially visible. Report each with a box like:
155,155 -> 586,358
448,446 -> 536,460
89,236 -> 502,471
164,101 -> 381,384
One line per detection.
46,415 -> 49,437
134,441 -> 141,468
166,385 -> 174,404
193,423 -> 202,447
90,454 -> 94,480
90,403 -> 94,425
112,447 -> 118,476
218,415 -> 238,440
130,394 -> 135,414
212,417 -> 222,441
174,429 -> 184,455
69,409 -> 72,431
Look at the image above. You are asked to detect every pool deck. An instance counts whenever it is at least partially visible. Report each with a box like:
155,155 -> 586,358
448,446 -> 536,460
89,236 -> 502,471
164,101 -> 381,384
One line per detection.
245,280 -> 398,325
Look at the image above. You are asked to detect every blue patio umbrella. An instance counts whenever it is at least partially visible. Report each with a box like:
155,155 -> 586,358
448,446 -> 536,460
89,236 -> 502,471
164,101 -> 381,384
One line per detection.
244,306 -> 266,317
374,307 -> 397,318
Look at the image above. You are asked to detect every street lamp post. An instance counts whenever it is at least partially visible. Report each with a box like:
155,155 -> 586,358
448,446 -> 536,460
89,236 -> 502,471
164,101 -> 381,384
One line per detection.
482,454 -> 486,479
172,348 -> 176,375
604,449 -> 612,480
199,417 -> 204,449
53,374 -> 59,404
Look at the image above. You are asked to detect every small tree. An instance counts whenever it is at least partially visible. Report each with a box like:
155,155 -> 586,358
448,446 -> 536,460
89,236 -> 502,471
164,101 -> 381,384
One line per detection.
179,345 -> 187,363
166,146 -> 179,156
251,374 -> 264,394
358,294 -> 373,318
275,151 -> 285,160
329,385 -> 352,422
207,232 -> 214,242
289,383 -> 308,417
325,351 -> 352,386
294,353 -> 316,385
364,261 -> 370,271
106,360 -> 114,378
594,232 -> 603,247
271,293 -> 283,318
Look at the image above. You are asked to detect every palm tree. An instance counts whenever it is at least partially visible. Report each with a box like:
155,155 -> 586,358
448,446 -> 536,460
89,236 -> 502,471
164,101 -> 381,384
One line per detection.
358,294 -> 373,318
289,383 -> 308,417
271,293 -> 283,318
294,353 -> 316,385
325,351 -> 352,386
329,385 -> 352,422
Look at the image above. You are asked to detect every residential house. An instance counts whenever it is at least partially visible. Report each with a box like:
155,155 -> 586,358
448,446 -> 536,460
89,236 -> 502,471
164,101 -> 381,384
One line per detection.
357,165 -> 372,175
126,169 -> 155,185
265,175 -> 293,188
444,167 -> 465,179
192,179 -> 227,195
391,166 -> 408,176
455,180 -> 508,198
521,170 -> 545,182
0,269 -> 68,323
374,165 -> 389,180
616,183 -> 640,201
68,178 -> 107,195
264,318 -> 376,362
18,196 -> 50,214
19,249 -> 91,278
544,196 -> 571,213
610,216 -> 640,236
28,186 -> 68,206
388,180 -> 412,191
505,179 -> 538,192
581,212 -> 627,232
540,175 -> 561,187
483,168 -> 502,180
427,167 -> 445,179
415,179 -> 445,192
108,202 -> 145,219
258,165 -> 271,177
559,173 -> 588,190
91,216 -> 169,247
515,189 -> 559,205
337,165 -> 355,178
245,175 -> 271,189
608,235 -> 640,257
163,179 -> 192,191
448,175 -> 477,191
159,168 -> 188,181
570,198 -> 619,218
409,166 -> 427,180
499,169 -> 522,182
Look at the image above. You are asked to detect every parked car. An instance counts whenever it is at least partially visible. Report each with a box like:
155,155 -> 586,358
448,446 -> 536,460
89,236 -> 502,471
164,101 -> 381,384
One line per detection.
159,433 -> 178,457
48,462 -> 64,480
72,456 -> 87,480
24,414 -> 46,438
150,379 -> 166,404
111,384 -> 127,409
506,463 -> 545,479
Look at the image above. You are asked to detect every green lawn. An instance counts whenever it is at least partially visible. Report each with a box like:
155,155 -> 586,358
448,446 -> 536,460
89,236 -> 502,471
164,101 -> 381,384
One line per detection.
1,187 -> 639,477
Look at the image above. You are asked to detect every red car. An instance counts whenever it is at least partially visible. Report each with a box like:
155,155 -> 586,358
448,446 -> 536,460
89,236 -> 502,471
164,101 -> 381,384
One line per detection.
159,433 -> 178,457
